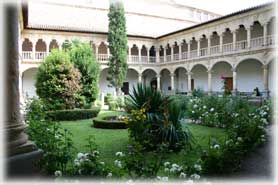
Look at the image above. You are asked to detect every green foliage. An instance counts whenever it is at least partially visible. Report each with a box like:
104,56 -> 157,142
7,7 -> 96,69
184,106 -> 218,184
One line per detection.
125,83 -> 193,152
107,1 -> 128,95
192,88 -> 205,97
68,39 -> 100,106
46,108 -> 100,121
35,49 -> 82,110
25,97 -> 75,174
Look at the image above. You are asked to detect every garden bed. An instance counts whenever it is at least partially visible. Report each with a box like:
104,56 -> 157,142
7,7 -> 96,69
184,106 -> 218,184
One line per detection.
92,111 -> 127,129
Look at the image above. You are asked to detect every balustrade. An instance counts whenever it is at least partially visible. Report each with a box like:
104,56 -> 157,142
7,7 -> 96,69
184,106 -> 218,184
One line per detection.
149,56 -> 156,63
222,43 -> 233,53
35,52 -> 47,60
200,48 -> 208,56
173,53 -> 179,60
210,45 -> 220,55
235,40 -> 248,50
250,37 -> 264,48
190,50 -> 198,58
181,52 -> 188,59
22,51 -> 33,60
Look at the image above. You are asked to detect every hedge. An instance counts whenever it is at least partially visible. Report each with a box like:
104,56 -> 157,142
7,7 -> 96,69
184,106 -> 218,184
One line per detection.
46,107 -> 100,121
92,116 -> 127,129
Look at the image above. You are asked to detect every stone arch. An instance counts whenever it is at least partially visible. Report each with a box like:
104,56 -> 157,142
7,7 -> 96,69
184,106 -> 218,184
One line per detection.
235,57 -> 264,69
128,67 -> 140,74
210,60 -> 233,71
236,58 -> 264,93
35,39 -> 46,52
22,38 -> 33,51
173,66 -> 188,73
49,39 -> 59,52
22,67 -> 39,99
141,67 -> 158,75
190,63 -> 208,72
190,64 -> 208,91
174,67 -> 188,93
159,67 -> 172,74
98,42 -> 107,54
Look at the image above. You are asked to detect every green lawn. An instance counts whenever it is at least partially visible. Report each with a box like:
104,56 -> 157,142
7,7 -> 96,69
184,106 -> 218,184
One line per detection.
60,111 -> 227,166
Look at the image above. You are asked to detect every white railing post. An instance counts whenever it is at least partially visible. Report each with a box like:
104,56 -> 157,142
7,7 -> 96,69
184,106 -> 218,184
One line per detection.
171,45 -> 174,62
139,48 -> 142,63
155,47 -> 160,63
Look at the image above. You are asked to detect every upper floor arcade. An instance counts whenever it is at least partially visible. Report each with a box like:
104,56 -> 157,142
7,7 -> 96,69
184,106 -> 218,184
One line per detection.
19,2 -> 276,67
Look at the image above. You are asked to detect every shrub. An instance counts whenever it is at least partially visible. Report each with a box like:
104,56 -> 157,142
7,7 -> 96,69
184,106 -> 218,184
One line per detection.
192,88 -> 205,97
46,108 -> 100,121
125,83 -> 193,152
25,97 -> 75,174
35,49 -> 82,110
68,40 -> 100,106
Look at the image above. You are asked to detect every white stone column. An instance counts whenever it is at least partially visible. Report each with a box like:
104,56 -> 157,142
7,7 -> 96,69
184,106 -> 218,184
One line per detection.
232,30 -> 237,51
232,68 -> 237,95
219,33 -> 223,52
138,73 -> 142,83
95,44 -> 99,59
45,39 -> 51,54
155,47 -> 160,63
187,72 -> 192,95
138,47 -> 142,63
30,38 -> 36,60
187,41 -> 191,58
263,23 -> 268,46
262,65 -> 269,97
197,39 -> 201,56
164,47 -> 167,63
147,48 -> 150,63
128,47 -> 131,62
207,36 -> 211,55
208,69 -> 212,95
156,74 -> 161,91
107,47 -> 110,57
170,73 -> 175,93
247,27 -> 251,48
179,43 -> 182,60
171,45 -> 174,61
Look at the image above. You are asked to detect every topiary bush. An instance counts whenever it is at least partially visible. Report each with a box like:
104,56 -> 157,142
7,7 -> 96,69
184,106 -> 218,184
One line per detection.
35,49 -> 82,110
93,116 -> 127,129
46,108 -> 100,121
68,39 -> 100,106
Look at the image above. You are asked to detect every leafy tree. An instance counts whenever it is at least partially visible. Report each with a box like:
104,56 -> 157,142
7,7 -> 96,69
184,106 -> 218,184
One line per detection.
35,49 -> 82,110
107,1 -> 128,95
68,39 -> 100,106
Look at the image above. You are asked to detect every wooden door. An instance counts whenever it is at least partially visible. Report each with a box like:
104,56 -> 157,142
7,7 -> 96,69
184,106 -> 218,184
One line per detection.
191,79 -> 194,91
121,82 -> 129,95
225,77 -> 233,92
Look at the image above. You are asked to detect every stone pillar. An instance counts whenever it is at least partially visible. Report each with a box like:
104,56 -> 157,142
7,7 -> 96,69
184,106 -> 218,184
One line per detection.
197,39 -> 201,56
107,47 -> 110,58
164,47 -> 166,63
219,33 -> 223,52
263,23 -> 268,46
95,44 -> 99,59
207,36 -> 211,55
31,38 -> 36,60
147,48 -> 150,63
232,68 -> 237,95
171,45 -> 174,61
232,30 -> 237,51
156,75 -> 161,91
170,73 -> 175,94
138,47 -> 142,63
247,27 -> 251,48
155,47 -> 160,63
45,39 -> 50,54
138,73 -> 142,83
207,69 -> 212,95
5,6 -> 42,176
128,47 -> 131,62
262,65 -> 269,97
178,43 -> 182,60
187,72 -> 192,96
187,41 -> 191,58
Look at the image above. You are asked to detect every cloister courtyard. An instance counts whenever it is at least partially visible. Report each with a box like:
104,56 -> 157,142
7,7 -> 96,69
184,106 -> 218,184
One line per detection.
2,0 -> 277,185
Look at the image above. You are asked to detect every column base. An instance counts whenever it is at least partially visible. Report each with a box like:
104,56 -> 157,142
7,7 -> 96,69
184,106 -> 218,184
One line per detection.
187,91 -> 192,96
232,89 -> 238,96
7,141 -> 43,177
262,90 -> 270,98
207,91 -> 212,96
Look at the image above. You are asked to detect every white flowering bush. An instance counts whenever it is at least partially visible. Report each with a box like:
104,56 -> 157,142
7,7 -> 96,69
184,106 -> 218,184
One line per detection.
72,136 -> 110,177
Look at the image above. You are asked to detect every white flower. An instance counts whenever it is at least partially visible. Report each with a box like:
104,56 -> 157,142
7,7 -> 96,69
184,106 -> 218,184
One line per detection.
161,176 -> 168,181
190,173 -> 200,180
115,151 -> 125,157
78,169 -> 82,175
77,153 -> 84,159
213,144 -> 220,149
210,108 -> 214,112
194,164 -> 202,171
192,111 -> 195,114
170,168 -> 176,173
193,104 -> 198,109
54,170 -> 62,177
100,161 -> 105,165
164,168 -> 169,172
156,176 -> 161,180
172,163 -> 179,168
203,105 -> 207,109
114,160 -> 122,168
92,150 -> 99,156
261,135 -> 265,138
107,172 -> 112,178
179,172 -> 186,178
164,161 -> 170,167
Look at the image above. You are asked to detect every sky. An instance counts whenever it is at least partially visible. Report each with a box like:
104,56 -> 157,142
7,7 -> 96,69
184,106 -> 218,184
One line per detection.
175,0 -> 274,15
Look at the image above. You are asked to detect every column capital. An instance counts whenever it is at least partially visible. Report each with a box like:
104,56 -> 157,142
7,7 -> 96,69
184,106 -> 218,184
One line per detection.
262,64 -> 268,70
156,74 -> 161,78
231,68 -> 237,72
170,73 -> 175,77
207,69 -> 213,73
186,71 -> 193,75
